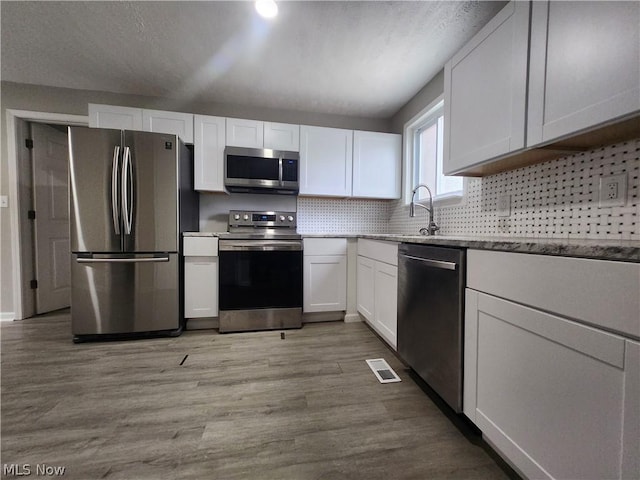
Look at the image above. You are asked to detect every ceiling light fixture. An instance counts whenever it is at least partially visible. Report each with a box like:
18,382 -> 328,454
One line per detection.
255,0 -> 278,19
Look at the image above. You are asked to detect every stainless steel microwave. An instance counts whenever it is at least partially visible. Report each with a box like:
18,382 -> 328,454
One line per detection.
224,146 -> 299,195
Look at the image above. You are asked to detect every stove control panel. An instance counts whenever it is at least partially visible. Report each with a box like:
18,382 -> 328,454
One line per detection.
228,210 -> 297,229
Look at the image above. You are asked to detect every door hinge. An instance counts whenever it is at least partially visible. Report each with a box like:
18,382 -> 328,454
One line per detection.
25,139 -> 34,149
30,280 -> 38,289
28,210 -> 36,220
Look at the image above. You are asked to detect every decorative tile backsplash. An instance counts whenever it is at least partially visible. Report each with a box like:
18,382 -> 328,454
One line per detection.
297,198 -> 390,234
300,138 -> 639,240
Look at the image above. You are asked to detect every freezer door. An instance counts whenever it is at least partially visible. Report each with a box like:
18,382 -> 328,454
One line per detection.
122,130 -> 179,253
71,253 -> 179,335
68,127 -> 123,252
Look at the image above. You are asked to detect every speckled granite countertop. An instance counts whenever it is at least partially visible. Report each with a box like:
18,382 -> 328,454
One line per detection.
184,232 -> 218,237
184,232 -> 639,262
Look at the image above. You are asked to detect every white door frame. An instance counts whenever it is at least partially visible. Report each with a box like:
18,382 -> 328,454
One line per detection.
6,109 -> 88,320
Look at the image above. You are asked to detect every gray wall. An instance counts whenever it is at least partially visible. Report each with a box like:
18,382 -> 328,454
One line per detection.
0,80 -> 391,318
389,69 -> 444,134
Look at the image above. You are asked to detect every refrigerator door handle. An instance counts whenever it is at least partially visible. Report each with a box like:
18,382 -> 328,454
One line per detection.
76,256 -> 170,264
111,145 -> 121,235
122,146 -> 134,235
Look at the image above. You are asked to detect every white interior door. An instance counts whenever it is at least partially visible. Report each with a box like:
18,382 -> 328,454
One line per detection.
32,123 -> 70,313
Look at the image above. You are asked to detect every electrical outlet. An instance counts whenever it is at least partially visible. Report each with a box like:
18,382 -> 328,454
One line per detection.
0,195 -> 8,208
598,173 -> 627,208
497,194 -> 511,217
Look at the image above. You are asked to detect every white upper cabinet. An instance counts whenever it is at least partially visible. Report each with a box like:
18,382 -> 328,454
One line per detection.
443,0 -> 640,176
352,131 -> 402,199
89,104 -> 194,143
142,109 -> 194,143
443,1 -> 530,175
225,118 -> 264,149
263,122 -> 300,151
88,104 -> 143,130
193,114 -> 226,192
226,119 -> 300,150
299,125 -> 353,197
527,1 -> 640,146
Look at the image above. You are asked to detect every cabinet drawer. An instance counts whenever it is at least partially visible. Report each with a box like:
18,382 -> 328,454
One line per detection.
357,239 -> 398,266
184,237 -> 219,257
303,238 -> 347,256
467,249 -> 640,338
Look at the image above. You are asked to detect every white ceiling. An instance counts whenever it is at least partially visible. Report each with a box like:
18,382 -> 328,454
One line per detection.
1,1 -> 506,119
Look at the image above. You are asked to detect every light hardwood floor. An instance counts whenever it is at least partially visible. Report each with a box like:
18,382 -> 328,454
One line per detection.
1,311 -> 516,480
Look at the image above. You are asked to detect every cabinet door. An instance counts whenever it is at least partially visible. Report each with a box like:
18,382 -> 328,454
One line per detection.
142,109 -> 194,143
528,1 -> 640,145
193,115 -> 226,192
303,255 -> 347,312
622,340 -> 640,479
264,122 -> 300,151
226,118 -> 264,148
184,257 -> 218,318
356,255 -> 375,321
299,125 -> 353,196
465,289 -> 631,480
373,262 -> 397,349
352,131 -> 401,199
88,104 -> 142,130
443,1 -> 529,175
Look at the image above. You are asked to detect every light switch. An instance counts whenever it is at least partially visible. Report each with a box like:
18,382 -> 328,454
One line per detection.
0,195 -> 8,208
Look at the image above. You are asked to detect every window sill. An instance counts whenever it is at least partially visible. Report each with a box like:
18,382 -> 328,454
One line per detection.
433,191 -> 464,207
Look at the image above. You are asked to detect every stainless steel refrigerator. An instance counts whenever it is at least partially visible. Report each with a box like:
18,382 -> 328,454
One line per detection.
68,127 -> 198,342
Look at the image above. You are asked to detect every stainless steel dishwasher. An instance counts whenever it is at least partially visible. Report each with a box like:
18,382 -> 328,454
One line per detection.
397,244 -> 466,413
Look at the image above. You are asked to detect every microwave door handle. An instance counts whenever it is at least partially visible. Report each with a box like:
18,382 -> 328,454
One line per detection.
278,157 -> 283,187
111,145 -> 121,235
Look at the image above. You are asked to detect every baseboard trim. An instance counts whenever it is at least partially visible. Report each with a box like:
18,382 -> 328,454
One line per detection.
344,313 -> 362,323
1,312 -> 16,321
302,311 -> 344,323
186,317 -> 219,330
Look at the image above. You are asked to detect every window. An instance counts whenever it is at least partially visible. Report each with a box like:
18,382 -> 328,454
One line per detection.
404,96 -> 463,203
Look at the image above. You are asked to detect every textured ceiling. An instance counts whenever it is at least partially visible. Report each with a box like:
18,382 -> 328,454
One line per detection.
1,1 -> 506,119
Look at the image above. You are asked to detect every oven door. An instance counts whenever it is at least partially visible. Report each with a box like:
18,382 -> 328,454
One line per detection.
218,240 -> 303,332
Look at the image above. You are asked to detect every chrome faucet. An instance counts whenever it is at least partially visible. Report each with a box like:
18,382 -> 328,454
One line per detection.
410,184 -> 439,236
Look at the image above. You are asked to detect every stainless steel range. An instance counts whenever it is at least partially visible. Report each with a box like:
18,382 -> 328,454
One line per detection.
218,210 -> 302,333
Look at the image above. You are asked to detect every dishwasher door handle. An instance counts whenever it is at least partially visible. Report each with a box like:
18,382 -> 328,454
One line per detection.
401,254 -> 457,271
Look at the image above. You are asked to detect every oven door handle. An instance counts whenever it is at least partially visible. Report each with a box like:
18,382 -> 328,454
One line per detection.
219,240 -> 302,251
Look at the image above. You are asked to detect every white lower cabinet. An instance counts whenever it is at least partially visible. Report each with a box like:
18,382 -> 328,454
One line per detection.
356,256 -> 375,320
372,261 -> 397,348
303,238 -> 347,313
357,239 -> 398,349
184,237 -> 218,318
465,250 -> 640,480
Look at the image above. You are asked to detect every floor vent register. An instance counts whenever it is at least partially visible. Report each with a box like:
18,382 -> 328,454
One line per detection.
366,358 -> 401,383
